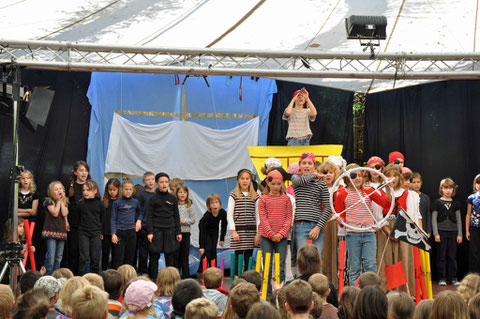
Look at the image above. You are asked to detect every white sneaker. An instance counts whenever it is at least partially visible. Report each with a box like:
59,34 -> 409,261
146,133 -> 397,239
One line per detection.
438,279 -> 447,286
451,279 -> 461,286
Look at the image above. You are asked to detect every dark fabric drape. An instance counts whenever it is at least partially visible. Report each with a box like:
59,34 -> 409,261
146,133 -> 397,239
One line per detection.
268,80 -> 354,161
0,71 -> 92,252
364,80 -> 480,280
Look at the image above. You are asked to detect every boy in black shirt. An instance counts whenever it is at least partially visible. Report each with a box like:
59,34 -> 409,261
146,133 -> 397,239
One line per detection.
198,194 -> 227,273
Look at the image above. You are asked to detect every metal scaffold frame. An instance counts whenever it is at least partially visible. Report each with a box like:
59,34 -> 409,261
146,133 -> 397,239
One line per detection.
2,39 -> 480,79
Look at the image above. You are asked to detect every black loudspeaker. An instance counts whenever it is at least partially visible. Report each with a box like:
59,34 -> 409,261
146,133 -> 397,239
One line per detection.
24,87 -> 54,130
345,15 -> 387,40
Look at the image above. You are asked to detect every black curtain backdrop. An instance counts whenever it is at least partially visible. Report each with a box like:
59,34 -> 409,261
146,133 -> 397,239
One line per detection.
0,70 -> 91,252
364,80 -> 480,280
268,80 -> 354,161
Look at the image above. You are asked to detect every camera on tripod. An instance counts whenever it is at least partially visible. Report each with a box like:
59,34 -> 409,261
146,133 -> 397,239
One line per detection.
0,241 -> 24,261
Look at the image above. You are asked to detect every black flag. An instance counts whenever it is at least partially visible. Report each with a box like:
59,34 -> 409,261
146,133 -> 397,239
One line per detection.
390,208 -> 431,252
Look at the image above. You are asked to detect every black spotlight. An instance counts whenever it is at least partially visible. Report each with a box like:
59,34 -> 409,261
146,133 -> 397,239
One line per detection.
345,15 -> 387,40
345,15 -> 387,57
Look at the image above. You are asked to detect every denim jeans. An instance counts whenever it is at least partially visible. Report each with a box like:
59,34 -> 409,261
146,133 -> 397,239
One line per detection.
45,239 -> 65,275
287,138 -> 310,146
261,237 -> 288,293
345,232 -> 377,285
294,222 -> 325,256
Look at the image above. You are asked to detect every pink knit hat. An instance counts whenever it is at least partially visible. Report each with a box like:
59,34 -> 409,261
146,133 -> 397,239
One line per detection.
287,162 -> 300,175
401,167 -> 412,175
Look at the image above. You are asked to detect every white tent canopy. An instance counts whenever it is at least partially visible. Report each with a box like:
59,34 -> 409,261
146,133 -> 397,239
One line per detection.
2,0 -> 479,92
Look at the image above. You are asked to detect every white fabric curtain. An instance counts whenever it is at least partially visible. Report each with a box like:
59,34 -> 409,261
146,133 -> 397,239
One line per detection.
105,113 -> 258,179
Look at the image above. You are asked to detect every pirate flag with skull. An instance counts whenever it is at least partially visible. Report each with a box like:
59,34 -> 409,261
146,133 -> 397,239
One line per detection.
390,208 -> 432,252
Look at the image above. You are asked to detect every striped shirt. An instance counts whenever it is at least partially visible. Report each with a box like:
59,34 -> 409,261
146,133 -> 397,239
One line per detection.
292,174 -> 331,229
108,299 -> 123,318
258,193 -> 293,238
335,187 -> 391,232
283,108 -> 315,139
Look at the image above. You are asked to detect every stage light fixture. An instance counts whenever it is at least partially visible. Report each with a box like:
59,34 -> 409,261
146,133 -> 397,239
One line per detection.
345,15 -> 387,57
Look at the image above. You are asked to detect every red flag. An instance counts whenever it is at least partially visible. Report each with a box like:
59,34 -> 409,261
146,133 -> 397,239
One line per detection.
384,261 -> 407,290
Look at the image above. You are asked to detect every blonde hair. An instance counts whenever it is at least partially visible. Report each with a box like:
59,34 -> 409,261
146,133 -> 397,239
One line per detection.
206,193 -> 222,211
170,178 -> 184,189
176,184 -> 193,208
468,292 -> 480,319
143,171 -> 155,182
234,169 -> 258,201
431,290 -> 467,319
155,267 -> 180,296
117,264 -> 137,292
71,285 -> 108,319
308,273 -> 329,298
457,273 -> 480,305
0,284 -> 14,319
185,297 -> 219,319
439,177 -> 457,197
20,170 -> 36,193
59,277 -> 90,315
52,268 -> 74,280
318,161 -> 341,181
46,181 -> 69,206
82,273 -> 104,290
204,267 -> 223,289
343,163 -> 361,189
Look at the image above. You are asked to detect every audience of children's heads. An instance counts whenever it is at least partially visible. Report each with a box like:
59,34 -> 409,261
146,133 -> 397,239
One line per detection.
33,275 -> 62,305
338,286 -> 360,319
176,184 -> 192,206
83,273 -> 104,290
117,264 -> 137,293
239,270 -> 262,292
52,267 -> 74,280
285,279 -> 313,315
230,282 -> 260,319
0,284 -> 14,319
12,288 -> 49,319
431,290 -> 467,319
358,272 -> 381,289
457,273 -> 480,306
206,193 -> 222,213
155,266 -> 181,297
100,269 -> 123,300
439,177 -> 457,197
296,244 -> 321,276
353,286 -> 388,319
412,299 -> 434,319
59,276 -> 90,316
310,291 -> 323,319
468,292 -> 480,319
203,267 -> 223,289
246,302 -> 281,319
185,297 -> 219,319
387,292 -> 415,319
18,270 -> 42,295
308,273 -> 330,298
172,279 -> 203,317
71,285 -> 108,319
